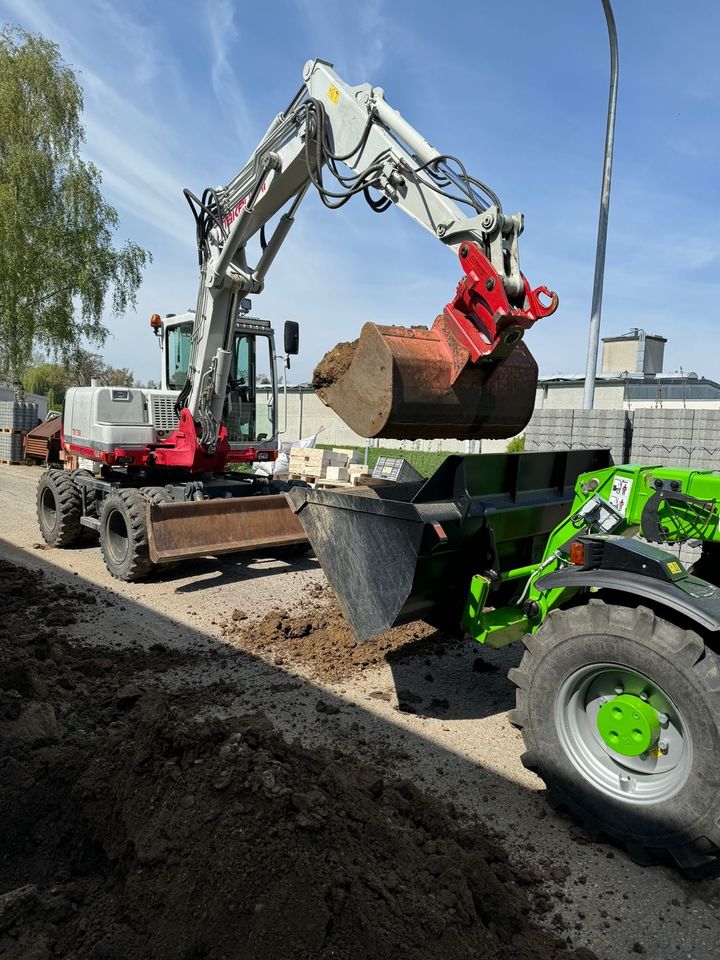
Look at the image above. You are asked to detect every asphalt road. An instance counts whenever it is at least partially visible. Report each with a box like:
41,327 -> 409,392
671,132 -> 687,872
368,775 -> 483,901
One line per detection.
2,463 -> 718,958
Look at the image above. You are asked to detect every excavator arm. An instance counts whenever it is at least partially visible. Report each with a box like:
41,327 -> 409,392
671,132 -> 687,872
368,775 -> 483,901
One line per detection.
176,58 -> 558,451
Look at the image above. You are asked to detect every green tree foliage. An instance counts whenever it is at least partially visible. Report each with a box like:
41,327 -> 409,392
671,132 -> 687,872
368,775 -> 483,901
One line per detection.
22,361 -> 67,409
63,348 -> 134,388
0,27 -> 151,379
22,348 -> 136,409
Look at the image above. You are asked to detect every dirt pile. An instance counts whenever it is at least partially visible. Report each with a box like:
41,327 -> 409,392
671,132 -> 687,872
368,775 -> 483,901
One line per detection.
222,588 -> 453,681
312,340 -> 357,390
0,558 -> 596,960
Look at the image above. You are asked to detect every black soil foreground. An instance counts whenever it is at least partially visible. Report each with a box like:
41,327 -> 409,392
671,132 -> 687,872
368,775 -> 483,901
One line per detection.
0,558 -> 597,960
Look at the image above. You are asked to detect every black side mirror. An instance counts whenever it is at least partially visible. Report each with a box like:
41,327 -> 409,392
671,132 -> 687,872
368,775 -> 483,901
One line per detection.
284,320 -> 300,356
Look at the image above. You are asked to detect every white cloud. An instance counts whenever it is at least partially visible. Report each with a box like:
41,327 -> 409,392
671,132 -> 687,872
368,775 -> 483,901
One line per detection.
292,0 -> 387,80
205,0 -> 256,149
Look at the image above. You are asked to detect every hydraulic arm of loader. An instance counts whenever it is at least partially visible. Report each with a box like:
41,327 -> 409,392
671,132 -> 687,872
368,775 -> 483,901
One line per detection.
175,58 -> 558,452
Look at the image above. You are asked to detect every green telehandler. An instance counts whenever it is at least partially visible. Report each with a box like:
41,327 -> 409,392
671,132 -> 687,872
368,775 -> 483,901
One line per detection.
288,449 -> 720,868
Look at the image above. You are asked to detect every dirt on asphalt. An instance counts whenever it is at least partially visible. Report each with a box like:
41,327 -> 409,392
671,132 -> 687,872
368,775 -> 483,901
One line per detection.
0,556 -> 600,960
221,585 -> 455,682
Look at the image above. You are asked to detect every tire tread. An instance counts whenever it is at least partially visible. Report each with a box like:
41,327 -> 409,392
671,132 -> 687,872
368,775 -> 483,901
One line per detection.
36,469 -> 82,547
99,489 -> 153,581
511,599 -> 720,867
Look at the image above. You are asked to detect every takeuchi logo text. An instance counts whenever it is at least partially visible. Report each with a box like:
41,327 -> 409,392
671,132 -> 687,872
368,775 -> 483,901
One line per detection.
222,183 -> 267,230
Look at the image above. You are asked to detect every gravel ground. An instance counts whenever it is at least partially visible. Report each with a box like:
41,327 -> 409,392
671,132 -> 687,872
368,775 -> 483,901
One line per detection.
2,463 -> 719,958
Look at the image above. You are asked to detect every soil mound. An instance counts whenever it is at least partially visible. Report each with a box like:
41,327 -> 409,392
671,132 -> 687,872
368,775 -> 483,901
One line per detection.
312,340 -> 357,390
0,559 -> 596,960
222,590 -> 451,681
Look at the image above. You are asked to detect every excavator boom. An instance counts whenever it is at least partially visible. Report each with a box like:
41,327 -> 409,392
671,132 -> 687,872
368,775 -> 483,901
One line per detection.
181,58 -> 557,449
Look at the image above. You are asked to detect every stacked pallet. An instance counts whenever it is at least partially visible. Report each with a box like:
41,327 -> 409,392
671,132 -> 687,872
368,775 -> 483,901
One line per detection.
288,447 -> 371,486
0,400 -> 39,463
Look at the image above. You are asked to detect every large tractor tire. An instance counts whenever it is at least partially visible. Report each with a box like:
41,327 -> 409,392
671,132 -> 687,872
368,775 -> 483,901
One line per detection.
509,599 -> 720,868
36,469 -> 83,547
99,489 -> 153,582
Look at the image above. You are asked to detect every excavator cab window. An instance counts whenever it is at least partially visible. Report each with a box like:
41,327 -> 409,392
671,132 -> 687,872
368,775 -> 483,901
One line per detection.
224,333 -> 274,444
166,322 -> 193,390
165,321 -> 274,443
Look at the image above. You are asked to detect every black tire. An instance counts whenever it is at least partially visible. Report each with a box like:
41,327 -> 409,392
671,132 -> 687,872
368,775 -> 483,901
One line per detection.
99,489 -> 153,581
139,485 -> 173,507
509,599 -> 720,868
36,469 -> 82,547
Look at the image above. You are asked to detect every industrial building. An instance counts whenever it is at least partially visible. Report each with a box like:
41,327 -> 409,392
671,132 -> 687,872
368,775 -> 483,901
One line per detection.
536,328 -> 720,411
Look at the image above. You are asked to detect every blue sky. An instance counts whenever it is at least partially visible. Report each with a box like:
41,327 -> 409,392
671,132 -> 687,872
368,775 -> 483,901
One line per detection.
2,0 -> 719,384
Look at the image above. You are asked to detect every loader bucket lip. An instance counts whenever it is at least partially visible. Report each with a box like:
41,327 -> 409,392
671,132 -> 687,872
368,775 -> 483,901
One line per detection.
147,494 -> 308,564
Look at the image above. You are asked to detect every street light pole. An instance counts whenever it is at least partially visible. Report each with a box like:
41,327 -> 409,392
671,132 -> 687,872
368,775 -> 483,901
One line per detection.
582,0 -> 619,410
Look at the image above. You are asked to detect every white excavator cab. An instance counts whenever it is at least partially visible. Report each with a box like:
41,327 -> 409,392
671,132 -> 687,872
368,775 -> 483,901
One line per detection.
160,311 -> 279,455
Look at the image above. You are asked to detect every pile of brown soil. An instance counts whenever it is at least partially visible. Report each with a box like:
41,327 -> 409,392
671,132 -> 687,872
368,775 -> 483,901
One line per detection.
0,559 -> 596,960
312,340 -> 357,390
222,589 -> 452,682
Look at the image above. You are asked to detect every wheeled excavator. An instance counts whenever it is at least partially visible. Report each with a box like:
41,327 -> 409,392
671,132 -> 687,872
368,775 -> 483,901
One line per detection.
35,58 -> 557,580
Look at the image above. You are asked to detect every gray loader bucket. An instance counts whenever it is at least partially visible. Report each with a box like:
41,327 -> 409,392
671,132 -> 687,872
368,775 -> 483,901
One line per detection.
287,449 -> 612,641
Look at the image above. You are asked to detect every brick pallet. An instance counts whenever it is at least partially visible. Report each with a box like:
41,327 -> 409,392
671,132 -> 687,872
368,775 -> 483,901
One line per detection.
0,432 -> 24,464
288,447 -> 370,485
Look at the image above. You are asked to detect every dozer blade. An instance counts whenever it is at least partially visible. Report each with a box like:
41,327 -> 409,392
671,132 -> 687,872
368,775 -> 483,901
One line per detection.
147,494 -> 308,565
312,314 -> 538,441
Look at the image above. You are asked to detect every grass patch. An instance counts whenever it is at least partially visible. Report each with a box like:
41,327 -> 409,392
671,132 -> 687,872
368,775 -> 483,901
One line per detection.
317,444 -> 450,478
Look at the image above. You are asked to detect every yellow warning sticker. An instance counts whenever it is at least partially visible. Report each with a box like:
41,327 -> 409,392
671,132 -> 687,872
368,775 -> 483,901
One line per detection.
667,561 -> 682,574
328,83 -> 340,104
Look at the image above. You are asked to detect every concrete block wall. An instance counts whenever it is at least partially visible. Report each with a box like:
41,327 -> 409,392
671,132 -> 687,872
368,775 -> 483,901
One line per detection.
525,409 -> 629,464
688,411 -> 720,470
630,409 -> 694,467
524,409 -> 575,452
525,408 -> 720,469
571,410 -> 630,465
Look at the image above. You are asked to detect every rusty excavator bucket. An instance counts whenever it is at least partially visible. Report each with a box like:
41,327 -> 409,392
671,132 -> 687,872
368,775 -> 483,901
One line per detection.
313,240 -> 559,441
312,314 -> 538,442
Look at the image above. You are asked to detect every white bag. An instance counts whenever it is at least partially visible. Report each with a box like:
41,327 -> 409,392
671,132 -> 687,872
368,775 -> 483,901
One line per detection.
254,430 -> 321,478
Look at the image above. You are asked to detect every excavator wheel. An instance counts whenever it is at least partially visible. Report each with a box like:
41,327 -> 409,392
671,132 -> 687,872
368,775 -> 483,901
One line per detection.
139,485 -> 174,508
99,489 -> 154,582
509,600 -> 720,869
36,469 -> 83,548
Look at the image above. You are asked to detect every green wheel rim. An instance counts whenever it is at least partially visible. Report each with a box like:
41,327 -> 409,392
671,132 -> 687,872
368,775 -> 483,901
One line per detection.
555,663 -> 692,805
